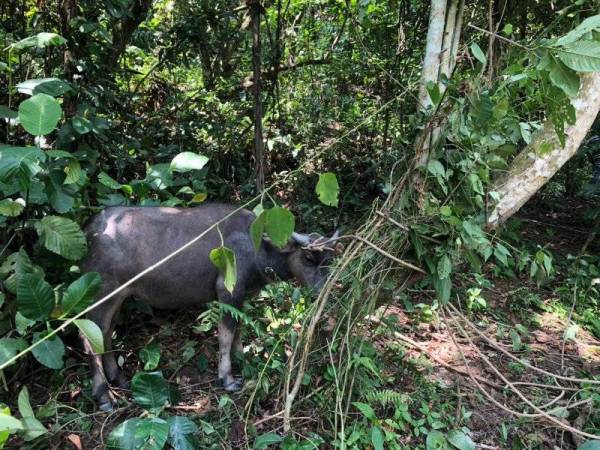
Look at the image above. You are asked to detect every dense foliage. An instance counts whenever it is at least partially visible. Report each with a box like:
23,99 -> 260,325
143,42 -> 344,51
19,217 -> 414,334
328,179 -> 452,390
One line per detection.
1,0 -> 600,448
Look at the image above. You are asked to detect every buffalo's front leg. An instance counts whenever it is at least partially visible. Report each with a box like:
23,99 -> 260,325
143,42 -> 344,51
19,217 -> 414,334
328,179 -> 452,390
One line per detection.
218,313 -> 242,391
215,273 -> 245,392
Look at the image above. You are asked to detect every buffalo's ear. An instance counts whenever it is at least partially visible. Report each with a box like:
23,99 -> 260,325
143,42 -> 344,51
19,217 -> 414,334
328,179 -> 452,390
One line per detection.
334,242 -> 345,255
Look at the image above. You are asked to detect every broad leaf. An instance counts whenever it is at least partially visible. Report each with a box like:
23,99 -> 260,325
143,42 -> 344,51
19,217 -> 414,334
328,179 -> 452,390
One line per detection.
61,272 -> 102,316
557,14 -> 600,46
447,430 -> 475,450
437,255 -> 452,280
249,211 -> 266,253
167,416 -> 199,450
98,171 -> 122,189
74,319 -> 104,354
548,58 -> 580,97
17,274 -> 54,321
139,343 -> 161,371
34,215 -> 87,260
134,418 -> 170,450
107,418 -> 141,450
371,426 -> 384,450
31,332 -> 65,369
557,40 -> 600,72
64,159 -> 84,184
426,430 -> 448,450
470,43 -> 486,65
132,372 -> 178,409
0,199 -> 24,217
0,412 -> 23,432
0,105 -> 17,119
9,32 -> 66,51
18,93 -> 62,136
170,152 -> 209,173
264,207 -> 295,248
315,172 -> 339,207
45,168 -> 77,212
254,433 -> 283,449
0,145 -> 46,189
17,386 -> 35,418
352,402 -> 376,420
72,116 -> 92,135
16,78 -> 72,97
0,338 -> 27,367
209,246 -> 237,294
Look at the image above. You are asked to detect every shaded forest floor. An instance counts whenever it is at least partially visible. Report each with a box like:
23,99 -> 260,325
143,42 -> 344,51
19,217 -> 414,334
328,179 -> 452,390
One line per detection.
4,197 -> 600,449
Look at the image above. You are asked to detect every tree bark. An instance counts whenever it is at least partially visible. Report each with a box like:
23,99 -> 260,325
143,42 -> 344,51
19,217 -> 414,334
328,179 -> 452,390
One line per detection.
248,0 -> 265,192
487,72 -> 600,229
418,0 -> 448,110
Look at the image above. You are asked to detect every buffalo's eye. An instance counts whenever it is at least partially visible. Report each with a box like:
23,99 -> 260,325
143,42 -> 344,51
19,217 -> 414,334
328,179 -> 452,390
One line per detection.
303,252 -> 318,264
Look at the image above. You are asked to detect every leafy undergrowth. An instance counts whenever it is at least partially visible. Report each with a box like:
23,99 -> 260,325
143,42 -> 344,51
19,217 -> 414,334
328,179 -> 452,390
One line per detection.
2,198 -> 600,450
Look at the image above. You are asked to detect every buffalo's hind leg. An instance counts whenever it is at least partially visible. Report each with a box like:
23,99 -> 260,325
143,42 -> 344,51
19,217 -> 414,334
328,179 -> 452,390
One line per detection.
84,286 -> 128,411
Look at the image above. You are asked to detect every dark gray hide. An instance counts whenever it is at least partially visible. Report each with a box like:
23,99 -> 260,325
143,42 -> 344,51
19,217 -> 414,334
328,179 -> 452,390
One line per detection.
80,203 -> 339,410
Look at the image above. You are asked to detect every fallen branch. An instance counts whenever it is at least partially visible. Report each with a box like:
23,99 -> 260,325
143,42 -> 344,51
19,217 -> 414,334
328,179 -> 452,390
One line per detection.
366,315 -> 501,390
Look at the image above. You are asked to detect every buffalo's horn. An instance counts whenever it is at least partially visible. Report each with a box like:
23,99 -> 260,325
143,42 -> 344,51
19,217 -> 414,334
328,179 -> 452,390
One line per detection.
331,229 -> 341,240
292,232 -> 312,246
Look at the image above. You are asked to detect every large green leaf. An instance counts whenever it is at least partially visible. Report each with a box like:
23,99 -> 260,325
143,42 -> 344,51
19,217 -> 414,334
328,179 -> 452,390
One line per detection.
9,32 -> 66,51
31,332 -> 65,369
107,418 -> 142,450
250,211 -> 267,253
470,42 -> 486,65
139,343 -> 161,371
209,246 -> 237,294
371,426 -> 384,450
74,319 -> 104,354
146,163 -> 173,190
63,159 -> 84,185
0,199 -> 24,217
426,430 -> 448,450
254,433 -> 283,449
134,418 -> 170,450
315,172 -> 339,207
557,40 -> 600,72
18,93 -> 62,136
34,215 -> 87,260
170,152 -> 209,173
18,386 -> 47,443
0,338 -> 27,367
17,274 -> 55,321
45,168 -> 78,212
166,416 -> 199,450
0,105 -> 17,119
16,78 -> 72,97
264,207 -> 295,248
131,372 -> 178,409
0,412 -> 23,432
556,14 -> 600,46
447,430 -> 475,450
548,57 -> 580,96
0,145 -> 46,189
61,272 -> 102,317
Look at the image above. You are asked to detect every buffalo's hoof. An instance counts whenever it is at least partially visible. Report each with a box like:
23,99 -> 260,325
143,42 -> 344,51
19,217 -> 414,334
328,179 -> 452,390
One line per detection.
98,400 -> 114,412
218,378 -> 243,392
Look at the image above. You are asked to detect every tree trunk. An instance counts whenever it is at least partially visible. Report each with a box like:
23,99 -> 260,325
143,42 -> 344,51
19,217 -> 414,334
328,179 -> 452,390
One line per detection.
417,0 -> 447,110
487,72 -> 600,229
249,0 -> 265,192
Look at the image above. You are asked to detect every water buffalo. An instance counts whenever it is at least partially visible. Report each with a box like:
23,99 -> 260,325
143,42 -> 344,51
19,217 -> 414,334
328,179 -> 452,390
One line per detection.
80,203 -> 341,411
